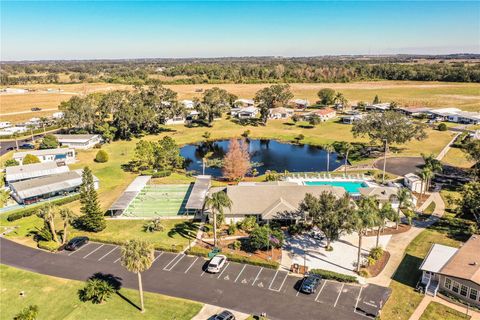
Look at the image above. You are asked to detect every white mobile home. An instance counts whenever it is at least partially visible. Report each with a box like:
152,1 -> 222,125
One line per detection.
13,148 -> 76,164
54,134 -> 102,150
5,161 -> 70,185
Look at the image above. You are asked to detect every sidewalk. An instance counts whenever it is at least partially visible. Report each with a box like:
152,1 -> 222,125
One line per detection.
191,303 -> 250,320
368,192 -> 444,287
436,132 -> 461,161
409,295 -> 480,320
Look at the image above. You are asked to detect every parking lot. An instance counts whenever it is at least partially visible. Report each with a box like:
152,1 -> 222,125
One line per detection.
61,241 -> 390,319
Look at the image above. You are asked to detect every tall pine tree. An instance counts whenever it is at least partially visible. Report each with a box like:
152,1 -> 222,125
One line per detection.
78,166 -> 106,232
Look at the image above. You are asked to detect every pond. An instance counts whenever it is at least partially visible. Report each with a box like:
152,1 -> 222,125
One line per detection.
180,139 -> 345,177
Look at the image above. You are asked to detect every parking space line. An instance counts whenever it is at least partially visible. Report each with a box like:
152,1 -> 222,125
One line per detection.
252,267 -> 263,286
315,280 -> 328,302
97,246 -> 117,261
296,277 -> 306,296
83,244 -> 104,259
163,254 -> 184,271
276,272 -> 289,292
152,252 -> 164,263
114,257 -> 121,264
185,257 -> 198,274
354,286 -> 363,312
162,254 -> 181,271
234,264 -> 247,283
68,243 -> 90,256
268,270 -> 279,290
217,262 -> 230,279
333,283 -> 345,308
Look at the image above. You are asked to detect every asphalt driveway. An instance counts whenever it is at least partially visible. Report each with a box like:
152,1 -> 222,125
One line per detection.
373,156 -> 425,176
0,238 -> 391,320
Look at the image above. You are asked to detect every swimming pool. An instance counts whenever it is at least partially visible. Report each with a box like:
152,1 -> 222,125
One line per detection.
304,180 -> 368,194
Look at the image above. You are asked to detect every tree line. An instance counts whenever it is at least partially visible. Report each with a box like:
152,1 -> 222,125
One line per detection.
2,55 -> 479,85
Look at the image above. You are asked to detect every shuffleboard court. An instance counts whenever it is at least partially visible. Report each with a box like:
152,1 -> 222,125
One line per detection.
122,184 -> 193,217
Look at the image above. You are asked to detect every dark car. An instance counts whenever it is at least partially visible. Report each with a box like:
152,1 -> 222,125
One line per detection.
31,107 -> 42,111
214,310 -> 235,320
6,146 -> 15,151
19,143 -> 35,149
300,274 -> 322,294
65,236 -> 89,251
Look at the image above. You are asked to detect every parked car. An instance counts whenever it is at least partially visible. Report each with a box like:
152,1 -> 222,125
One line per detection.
300,274 -> 322,294
214,310 -> 235,320
6,146 -> 15,151
31,107 -> 42,111
65,236 -> 89,251
19,143 -> 35,149
207,254 -> 227,273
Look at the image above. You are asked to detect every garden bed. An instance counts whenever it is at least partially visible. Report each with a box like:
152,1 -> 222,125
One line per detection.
365,224 -> 411,237
365,250 -> 390,277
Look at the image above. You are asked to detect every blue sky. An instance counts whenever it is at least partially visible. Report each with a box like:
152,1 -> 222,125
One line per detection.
1,1 -> 479,60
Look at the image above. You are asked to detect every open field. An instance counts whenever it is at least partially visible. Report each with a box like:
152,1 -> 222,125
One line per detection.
0,264 -> 202,320
419,302 -> 471,320
442,147 -> 475,168
2,81 -> 479,122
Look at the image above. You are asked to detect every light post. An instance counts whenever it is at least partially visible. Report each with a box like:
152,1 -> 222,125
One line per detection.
382,138 -> 388,184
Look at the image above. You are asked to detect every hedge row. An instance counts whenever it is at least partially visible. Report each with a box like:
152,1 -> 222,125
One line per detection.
65,236 -> 186,253
140,170 -> 172,178
38,240 -> 61,252
7,195 -> 81,221
309,269 -> 359,283
185,246 -> 279,269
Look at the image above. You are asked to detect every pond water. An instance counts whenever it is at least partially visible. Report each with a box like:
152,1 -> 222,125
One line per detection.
180,139 -> 344,177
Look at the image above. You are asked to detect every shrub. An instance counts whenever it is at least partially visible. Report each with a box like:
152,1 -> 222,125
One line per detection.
359,269 -> 370,278
238,216 -> 258,232
437,123 -> 448,131
294,134 -> 305,143
22,154 -> 40,165
227,223 -> 237,235
13,305 -> 39,320
264,170 -> 280,182
4,159 -> 19,167
38,240 -> 60,252
94,150 -> 109,163
152,170 -> 171,178
309,269 -> 358,283
241,130 -> 251,138
39,134 -> 59,149
7,195 -> 80,221
143,218 -> 164,232
249,225 -> 284,251
232,240 -> 241,250
288,223 -> 306,235
79,278 -> 115,304
366,256 -> 377,267
369,246 -> 384,260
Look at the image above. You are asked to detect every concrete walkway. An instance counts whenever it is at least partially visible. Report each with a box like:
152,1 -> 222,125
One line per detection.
409,295 -> 480,320
368,192 -> 445,287
436,132 -> 461,161
191,303 -> 250,320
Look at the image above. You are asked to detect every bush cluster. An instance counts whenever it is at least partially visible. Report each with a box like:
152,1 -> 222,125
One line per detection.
7,195 -> 80,221
37,240 -> 61,252
309,269 -> 358,283
94,150 -> 109,163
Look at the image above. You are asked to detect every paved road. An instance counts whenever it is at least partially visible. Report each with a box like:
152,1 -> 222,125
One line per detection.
0,238 -> 390,320
0,130 -> 60,156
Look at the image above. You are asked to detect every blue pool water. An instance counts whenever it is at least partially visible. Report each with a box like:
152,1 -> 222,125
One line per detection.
304,180 -> 368,194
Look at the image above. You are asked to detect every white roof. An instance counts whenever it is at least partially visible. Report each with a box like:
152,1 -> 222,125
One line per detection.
6,162 -> 70,182
420,244 -> 458,273
235,98 -> 254,104
369,103 -> 391,110
429,108 -> 462,116
291,99 -> 309,105
54,134 -> 99,143
238,106 -> 258,114
13,148 -> 74,159
405,173 -> 421,183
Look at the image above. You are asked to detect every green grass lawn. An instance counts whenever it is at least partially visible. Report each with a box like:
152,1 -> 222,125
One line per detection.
442,147 -> 475,169
69,219 -> 199,251
0,264 -> 202,320
419,302 -> 471,320
380,229 -> 463,320
423,202 -> 436,215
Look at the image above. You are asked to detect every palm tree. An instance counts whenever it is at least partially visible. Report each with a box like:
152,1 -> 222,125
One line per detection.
205,191 -> 233,247
322,144 -> 335,172
376,203 -> 395,247
37,203 -> 59,243
59,208 -> 75,244
420,167 -> 433,200
13,132 -> 19,150
340,142 -> 352,176
422,154 -> 443,191
120,240 -> 154,313
352,196 -> 378,272
395,188 -> 412,229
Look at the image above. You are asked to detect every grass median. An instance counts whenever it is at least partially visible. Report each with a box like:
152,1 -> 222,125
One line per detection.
0,264 -> 202,320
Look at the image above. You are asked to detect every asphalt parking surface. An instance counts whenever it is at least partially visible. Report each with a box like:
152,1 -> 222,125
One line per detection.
374,156 -> 425,176
1,238 -> 391,320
